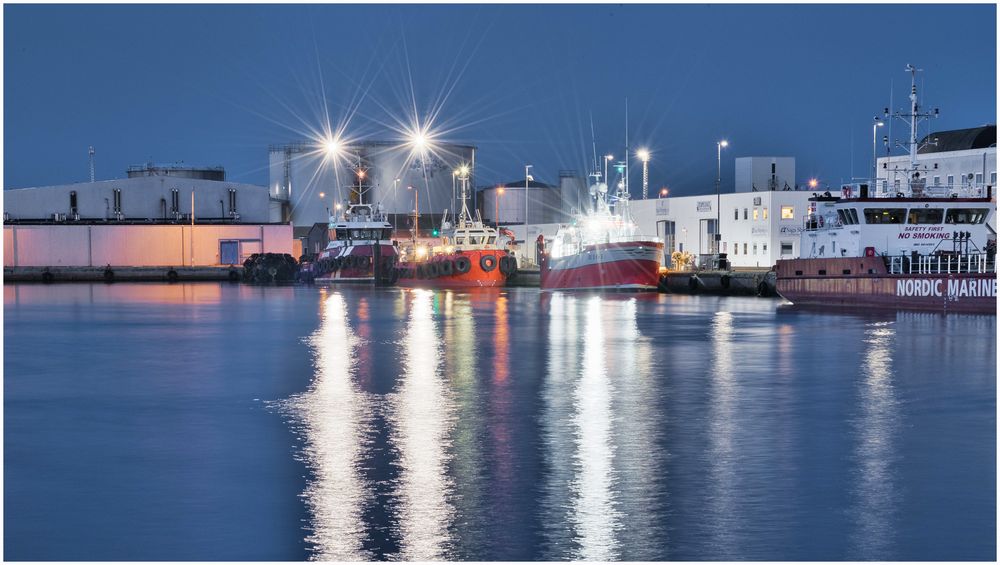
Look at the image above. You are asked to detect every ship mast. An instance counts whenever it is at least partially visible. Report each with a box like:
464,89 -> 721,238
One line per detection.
884,64 -> 939,192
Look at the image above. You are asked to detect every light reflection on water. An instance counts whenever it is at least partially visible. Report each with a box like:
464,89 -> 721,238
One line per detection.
277,293 -> 374,561
5,284 -> 994,561
386,289 -> 456,560
849,321 -> 900,559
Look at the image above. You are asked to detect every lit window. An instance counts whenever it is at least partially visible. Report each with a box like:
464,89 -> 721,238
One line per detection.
781,206 -> 794,220
753,208 -> 759,221
763,207 -> 768,220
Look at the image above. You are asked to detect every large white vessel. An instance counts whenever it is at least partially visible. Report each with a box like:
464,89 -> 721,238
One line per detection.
776,66 -> 997,313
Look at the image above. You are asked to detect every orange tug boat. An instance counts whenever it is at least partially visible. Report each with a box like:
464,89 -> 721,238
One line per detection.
396,173 -> 517,288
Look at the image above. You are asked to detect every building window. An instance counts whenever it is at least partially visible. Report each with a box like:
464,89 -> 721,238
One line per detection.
947,175 -> 954,187
752,243 -> 758,255
743,208 -> 748,220
933,176 -> 940,186
763,207 -> 768,220
762,243 -> 768,254
733,242 -> 738,255
863,208 -> 907,224
69,191 -> 77,214
743,242 -> 748,255
734,208 -> 739,220
722,242 -> 727,253
781,242 -> 794,255
780,206 -> 794,220
753,208 -> 759,221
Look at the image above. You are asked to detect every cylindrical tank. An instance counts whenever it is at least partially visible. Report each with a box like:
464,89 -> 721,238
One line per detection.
269,141 -> 476,227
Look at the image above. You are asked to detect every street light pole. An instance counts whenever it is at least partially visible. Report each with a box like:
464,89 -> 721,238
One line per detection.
524,164 -> 533,228
872,116 -> 884,183
638,149 -> 650,199
496,186 -> 505,228
716,140 -> 728,255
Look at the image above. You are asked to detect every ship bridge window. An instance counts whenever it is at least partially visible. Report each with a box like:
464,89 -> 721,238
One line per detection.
780,206 -> 795,220
863,208 -> 906,224
488,236 -> 496,244
848,209 -> 860,224
907,208 -> 944,224
456,237 -> 465,245
336,229 -> 348,240
945,208 -> 990,224
837,209 -> 850,225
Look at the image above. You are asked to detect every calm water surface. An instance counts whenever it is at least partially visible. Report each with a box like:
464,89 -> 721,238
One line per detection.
4,283 -> 996,560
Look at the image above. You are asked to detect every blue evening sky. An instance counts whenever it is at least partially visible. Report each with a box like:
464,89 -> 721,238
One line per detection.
4,3 -> 996,196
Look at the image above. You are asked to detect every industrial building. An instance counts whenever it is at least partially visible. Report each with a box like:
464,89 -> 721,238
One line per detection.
478,171 -> 590,226
268,140 -> 477,229
3,164 -> 293,268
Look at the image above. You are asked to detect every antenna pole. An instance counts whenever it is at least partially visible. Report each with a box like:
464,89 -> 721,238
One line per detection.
88,146 -> 95,182
624,98 -> 629,197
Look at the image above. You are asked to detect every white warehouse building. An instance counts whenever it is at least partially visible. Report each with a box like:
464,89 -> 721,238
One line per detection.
630,156 -> 815,269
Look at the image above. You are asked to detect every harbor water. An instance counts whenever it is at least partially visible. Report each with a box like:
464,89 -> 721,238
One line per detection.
4,283 -> 996,561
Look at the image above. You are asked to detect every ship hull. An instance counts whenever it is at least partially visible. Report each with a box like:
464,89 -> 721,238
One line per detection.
312,243 -> 399,284
541,241 -> 663,291
396,250 -> 513,288
776,257 -> 997,314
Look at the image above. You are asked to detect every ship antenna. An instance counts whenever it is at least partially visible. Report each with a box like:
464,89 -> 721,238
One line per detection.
89,146 -> 95,182
589,111 -> 599,178
624,97 -> 629,198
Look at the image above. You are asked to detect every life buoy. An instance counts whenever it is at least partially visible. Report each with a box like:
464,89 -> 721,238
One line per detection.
454,256 -> 472,274
720,274 -> 731,289
168,269 -> 180,282
480,254 -> 497,272
439,259 -> 454,276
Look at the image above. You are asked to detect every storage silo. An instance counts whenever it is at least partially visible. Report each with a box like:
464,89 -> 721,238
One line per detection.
268,141 -> 477,229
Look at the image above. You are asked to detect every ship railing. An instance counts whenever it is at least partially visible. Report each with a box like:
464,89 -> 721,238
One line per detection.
886,253 -> 996,275
802,216 -> 844,231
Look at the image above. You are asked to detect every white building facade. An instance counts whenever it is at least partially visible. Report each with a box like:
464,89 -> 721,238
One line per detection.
875,126 -> 996,197
630,189 -> 816,269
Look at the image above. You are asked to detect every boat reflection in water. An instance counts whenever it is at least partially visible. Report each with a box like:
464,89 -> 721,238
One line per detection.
848,321 -> 900,559
280,293 -> 374,561
386,289 -> 456,560
540,294 -> 660,559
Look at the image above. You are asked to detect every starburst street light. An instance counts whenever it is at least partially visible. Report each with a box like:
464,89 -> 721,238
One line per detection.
323,138 -> 341,158
637,149 -> 651,199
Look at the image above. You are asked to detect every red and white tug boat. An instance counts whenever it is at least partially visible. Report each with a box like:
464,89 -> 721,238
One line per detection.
776,66 -> 997,313
312,202 -> 399,285
395,169 -> 517,288
537,167 -> 662,291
